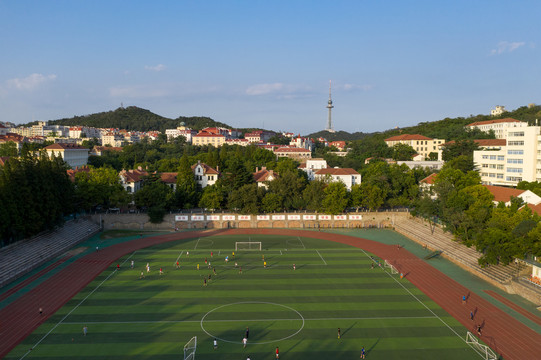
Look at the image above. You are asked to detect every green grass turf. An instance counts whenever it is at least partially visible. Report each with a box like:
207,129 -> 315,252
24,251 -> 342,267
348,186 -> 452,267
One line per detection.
7,234 -> 484,360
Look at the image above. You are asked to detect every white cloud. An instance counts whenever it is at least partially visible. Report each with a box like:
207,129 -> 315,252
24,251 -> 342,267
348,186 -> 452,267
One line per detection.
490,41 -> 525,55
245,83 -> 312,98
6,73 -> 57,91
341,83 -> 373,91
144,64 -> 166,72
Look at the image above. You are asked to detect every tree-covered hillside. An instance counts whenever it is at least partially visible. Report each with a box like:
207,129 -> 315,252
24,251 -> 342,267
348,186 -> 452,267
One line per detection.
45,106 -> 230,133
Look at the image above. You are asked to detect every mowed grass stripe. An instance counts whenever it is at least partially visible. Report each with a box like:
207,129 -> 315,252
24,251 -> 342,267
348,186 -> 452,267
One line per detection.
6,234 -> 482,360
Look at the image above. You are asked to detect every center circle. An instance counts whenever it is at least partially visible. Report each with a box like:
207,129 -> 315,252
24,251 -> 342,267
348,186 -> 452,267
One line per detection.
200,301 -> 305,344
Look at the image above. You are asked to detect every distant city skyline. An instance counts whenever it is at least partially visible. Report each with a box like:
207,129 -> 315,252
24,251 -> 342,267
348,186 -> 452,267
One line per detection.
0,1 -> 540,134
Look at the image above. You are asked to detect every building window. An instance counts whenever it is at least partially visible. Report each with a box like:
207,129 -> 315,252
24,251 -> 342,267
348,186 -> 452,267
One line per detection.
497,156 -> 504,161
508,150 -> 524,155
507,168 -> 523,173
507,159 -> 523,164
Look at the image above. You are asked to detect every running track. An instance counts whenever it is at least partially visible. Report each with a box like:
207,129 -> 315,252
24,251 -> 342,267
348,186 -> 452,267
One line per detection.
1,229 -> 540,359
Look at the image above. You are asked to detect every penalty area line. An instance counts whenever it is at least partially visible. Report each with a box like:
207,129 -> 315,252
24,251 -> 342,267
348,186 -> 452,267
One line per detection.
316,250 -> 327,265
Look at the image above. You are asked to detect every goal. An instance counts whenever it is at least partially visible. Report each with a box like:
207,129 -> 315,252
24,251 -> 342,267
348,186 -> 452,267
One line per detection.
384,260 -> 399,274
235,241 -> 262,251
183,336 -> 197,360
465,331 -> 498,360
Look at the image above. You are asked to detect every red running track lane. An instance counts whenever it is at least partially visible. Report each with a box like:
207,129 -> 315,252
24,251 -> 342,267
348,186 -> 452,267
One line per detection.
484,290 -> 541,327
1,229 -> 540,359
0,255 -> 73,303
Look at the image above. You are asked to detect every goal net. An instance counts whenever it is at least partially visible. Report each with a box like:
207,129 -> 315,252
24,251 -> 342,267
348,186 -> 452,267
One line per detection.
183,336 -> 197,360
384,260 -> 399,274
235,241 -> 262,251
465,331 -> 497,360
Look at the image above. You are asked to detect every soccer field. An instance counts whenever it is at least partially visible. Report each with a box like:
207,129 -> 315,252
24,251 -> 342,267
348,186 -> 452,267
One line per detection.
7,234 -> 484,360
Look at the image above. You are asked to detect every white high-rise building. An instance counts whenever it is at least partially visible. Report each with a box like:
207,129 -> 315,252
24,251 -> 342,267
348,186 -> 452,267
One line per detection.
465,118 -> 527,139
473,125 -> 541,186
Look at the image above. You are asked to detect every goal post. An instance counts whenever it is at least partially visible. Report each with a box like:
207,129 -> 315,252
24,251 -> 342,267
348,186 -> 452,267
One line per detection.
465,331 -> 498,360
183,336 -> 197,360
384,260 -> 399,274
235,241 -> 262,251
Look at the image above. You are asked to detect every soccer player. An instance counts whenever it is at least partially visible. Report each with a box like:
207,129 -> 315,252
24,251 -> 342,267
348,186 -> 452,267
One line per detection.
140,271 -> 145,279
176,261 -> 180,269
338,327 -> 341,339
186,251 -> 189,257
264,261 -> 267,268
245,327 -> 249,339
275,346 -> 279,359
83,326 -> 88,336
205,257 -> 208,265
360,346 -> 365,358
213,338 -> 217,350
131,260 -> 134,269
159,267 -> 163,275
239,266 -> 242,274
470,310 -> 474,321
293,263 -> 296,270
213,267 -> 217,275
243,337 -> 247,348
462,295 -> 466,304
197,263 -> 200,270
204,277 -> 207,287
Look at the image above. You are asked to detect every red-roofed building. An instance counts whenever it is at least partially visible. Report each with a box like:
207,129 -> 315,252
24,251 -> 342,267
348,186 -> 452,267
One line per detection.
314,168 -> 361,190
0,133 -> 27,151
66,166 -> 92,182
192,131 -> 226,147
245,130 -> 274,143
119,168 -> 148,193
465,118 -> 526,139
44,143 -> 89,169
191,161 -> 219,188
225,138 -> 251,146
526,203 -> 541,216
330,141 -> 346,150
253,166 -> 278,189
160,172 -> 178,191
384,134 -> 444,160
483,185 -> 541,206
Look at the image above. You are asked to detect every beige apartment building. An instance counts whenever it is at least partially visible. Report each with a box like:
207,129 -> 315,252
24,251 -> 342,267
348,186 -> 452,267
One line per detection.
384,134 -> 444,160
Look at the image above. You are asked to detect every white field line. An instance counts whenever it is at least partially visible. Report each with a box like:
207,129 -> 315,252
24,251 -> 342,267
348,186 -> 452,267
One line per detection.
280,250 -> 282,255
19,252 -> 136,360
62,315 -> 437,325
297,236 -> 306,249
174,251 -> 184,265
316,250 -> 327,265
194,238 -> 200,250
358,248 -> 486,359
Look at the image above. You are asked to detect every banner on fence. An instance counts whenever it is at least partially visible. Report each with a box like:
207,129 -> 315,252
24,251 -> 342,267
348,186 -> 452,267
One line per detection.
287,214 -> 301,220
175,215 -> 189,221
238,215 -> 251,221
206,215 -> 220,221
257,215 -> 270,220
318,215 -> 331,220
349,214 -> 363,220
191,215 -> 204,221
303,214 -> 316,220
223,215 -> 235,221
272,215 -> 285,220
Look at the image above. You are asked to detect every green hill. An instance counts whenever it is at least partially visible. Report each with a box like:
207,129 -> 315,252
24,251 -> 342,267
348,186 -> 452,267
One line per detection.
44,106 -> 229,133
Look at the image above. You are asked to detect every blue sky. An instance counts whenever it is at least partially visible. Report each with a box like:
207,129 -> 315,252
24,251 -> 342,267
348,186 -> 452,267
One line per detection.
0,1 -> 539,134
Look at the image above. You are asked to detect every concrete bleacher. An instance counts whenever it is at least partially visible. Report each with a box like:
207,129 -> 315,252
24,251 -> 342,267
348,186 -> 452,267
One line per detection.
0,217 -> 100,288
394,216 -> 515,285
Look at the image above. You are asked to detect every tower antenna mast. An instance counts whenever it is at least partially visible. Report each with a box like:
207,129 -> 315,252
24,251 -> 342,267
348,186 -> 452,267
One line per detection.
326,80 -> 335,132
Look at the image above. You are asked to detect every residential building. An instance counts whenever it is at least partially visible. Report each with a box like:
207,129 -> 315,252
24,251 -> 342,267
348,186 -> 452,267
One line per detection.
0,133 -> 27,151
384,134 -> 444,160
483,185 -> 541,207
330,141 -> 346,150
299,158 -> 328,180
44,143 -> 89,169
314,168 -> 361,190
225,138 -> 251,146
160,172 -> 178,191
192,131 -> 226,147
473,126 -> 541,186
165,128 -> 197,143
119,168 -> 148,193
396,160 -> 444,171
274,147 -> 312,160
419,173 -> 438,199
191,161 -> 219,188
289,135 -> 314,150
253,166 -> 278,189
0,123 -> 9,135
245,130 -> 274,143
465,118 -> 527,139
102,132 -> 124,147
491,105 -> 506,117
